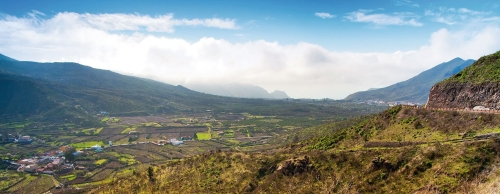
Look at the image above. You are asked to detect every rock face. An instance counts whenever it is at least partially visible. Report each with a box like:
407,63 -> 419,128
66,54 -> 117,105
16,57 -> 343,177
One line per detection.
426,50 -> 500,109
426,82 -> 500,109
275,156 -> 313,176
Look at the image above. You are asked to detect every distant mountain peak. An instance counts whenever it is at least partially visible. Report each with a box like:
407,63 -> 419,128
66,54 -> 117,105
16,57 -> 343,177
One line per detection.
0,53 -> 17,61
184,83 -> 290,99
344,57 -> 476,103
270,90 -> 290,99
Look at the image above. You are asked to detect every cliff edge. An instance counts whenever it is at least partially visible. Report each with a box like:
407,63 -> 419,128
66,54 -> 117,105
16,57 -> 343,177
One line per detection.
427,50 -> 500,109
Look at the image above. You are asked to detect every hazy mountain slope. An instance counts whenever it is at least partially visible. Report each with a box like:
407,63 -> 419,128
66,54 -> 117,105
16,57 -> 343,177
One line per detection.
269,90 -> 289,99
345,58 -> 475,103
0,56 -> 376,123
185,83 -> 290,99
0,53 -> 16,61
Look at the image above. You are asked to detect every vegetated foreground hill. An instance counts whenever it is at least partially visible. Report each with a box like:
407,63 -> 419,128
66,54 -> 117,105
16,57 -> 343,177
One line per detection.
345,58 -> 475,103
0,58 -> 378,124
427,50 -> 500,109
97,106 -> 500,193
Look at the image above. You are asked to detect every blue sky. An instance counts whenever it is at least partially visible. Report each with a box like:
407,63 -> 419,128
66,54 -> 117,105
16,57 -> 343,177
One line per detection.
1,0 -> 500,98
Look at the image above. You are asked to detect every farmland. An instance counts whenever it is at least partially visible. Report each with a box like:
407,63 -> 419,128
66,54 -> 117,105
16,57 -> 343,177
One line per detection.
0,102 -> 387,193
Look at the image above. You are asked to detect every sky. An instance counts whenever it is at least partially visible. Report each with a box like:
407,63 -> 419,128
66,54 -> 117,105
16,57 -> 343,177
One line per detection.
1,0 -> 500,99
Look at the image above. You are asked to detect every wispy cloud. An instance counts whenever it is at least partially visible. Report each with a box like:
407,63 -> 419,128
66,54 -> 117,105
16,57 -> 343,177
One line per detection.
345,10 -> 422,26
425,7 -> 494,25
394,0 -> 419,7
315,12 -> 335,19
1,11 -> 238,33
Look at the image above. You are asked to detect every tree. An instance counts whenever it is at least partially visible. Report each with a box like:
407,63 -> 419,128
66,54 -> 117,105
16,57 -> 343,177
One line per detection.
64,147 -> 77,162
147,166 -> 154,182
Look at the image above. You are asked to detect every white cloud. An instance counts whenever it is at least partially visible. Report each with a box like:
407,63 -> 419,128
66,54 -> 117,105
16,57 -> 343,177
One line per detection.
1,12 -> 500,99
345,10 -> 422,26
425,7 -> 494,25
2,11 -> 238,34
315,12 -> 335,19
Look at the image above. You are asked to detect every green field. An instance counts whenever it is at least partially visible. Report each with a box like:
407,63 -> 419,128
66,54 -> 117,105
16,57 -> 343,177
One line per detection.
121,127 -> 137,134
196,132 -> 211,140
70,141 -> 105,149
60,174 -> 76,181
223,130 -> 235,138
94,159 -> 108,166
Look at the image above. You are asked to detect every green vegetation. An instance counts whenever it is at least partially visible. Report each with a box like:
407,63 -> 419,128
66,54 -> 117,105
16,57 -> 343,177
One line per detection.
443,50 -> 500,84
196,132 -> 212,140
95,159 -> 108,166
121,127 -> 137,134
97,106 -> 500,193
60,174 -> 77,181
70,141 -> 104,149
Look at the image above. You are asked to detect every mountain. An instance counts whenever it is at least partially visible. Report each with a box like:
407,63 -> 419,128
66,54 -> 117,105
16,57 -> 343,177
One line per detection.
344,58 -> 475,103
427,50 -> 500,109
0,55 -> 369,123
269,90 -> 289,99
184,83 -> 290,99
0,53 -> 16,61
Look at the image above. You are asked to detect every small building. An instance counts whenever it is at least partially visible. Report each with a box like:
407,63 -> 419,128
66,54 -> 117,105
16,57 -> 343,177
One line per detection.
473,106 -> 490,111
24,164 -> 39,173
90,144 -> 103,152
17,136 -> 33,144
60,146 -> 71,152
170,138 -> 184,146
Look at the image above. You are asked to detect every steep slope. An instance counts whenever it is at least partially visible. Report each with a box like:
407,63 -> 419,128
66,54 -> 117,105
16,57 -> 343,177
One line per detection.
0,73 -> 56,115
98,106 -> 500,193
185,83 -> 290,99
427,50 -> 500,109
0,53 -> 16,61
345,58 -> 475,103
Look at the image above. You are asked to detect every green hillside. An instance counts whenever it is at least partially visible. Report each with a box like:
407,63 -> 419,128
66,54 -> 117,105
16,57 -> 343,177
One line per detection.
442,50 -> 500,84
0,59 -> 381,124
98,106 -> 500,193
345,58 -> 475,103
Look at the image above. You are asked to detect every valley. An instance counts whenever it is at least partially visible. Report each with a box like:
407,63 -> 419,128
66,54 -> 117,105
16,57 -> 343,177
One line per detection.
0,99 -> 386,193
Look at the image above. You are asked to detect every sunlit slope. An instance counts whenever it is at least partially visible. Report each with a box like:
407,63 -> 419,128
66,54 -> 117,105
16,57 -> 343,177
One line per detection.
98,106 -> 500,193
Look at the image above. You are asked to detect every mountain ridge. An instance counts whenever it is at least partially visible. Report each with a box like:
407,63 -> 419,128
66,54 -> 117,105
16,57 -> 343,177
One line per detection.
344,57 -> 475,103
184,83 -> 290,99
0,54 -> 368,124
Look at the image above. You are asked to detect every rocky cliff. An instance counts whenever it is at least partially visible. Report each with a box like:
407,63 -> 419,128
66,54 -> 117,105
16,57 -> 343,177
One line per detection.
426,82 -> 500,109
426,50 -> 500,109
